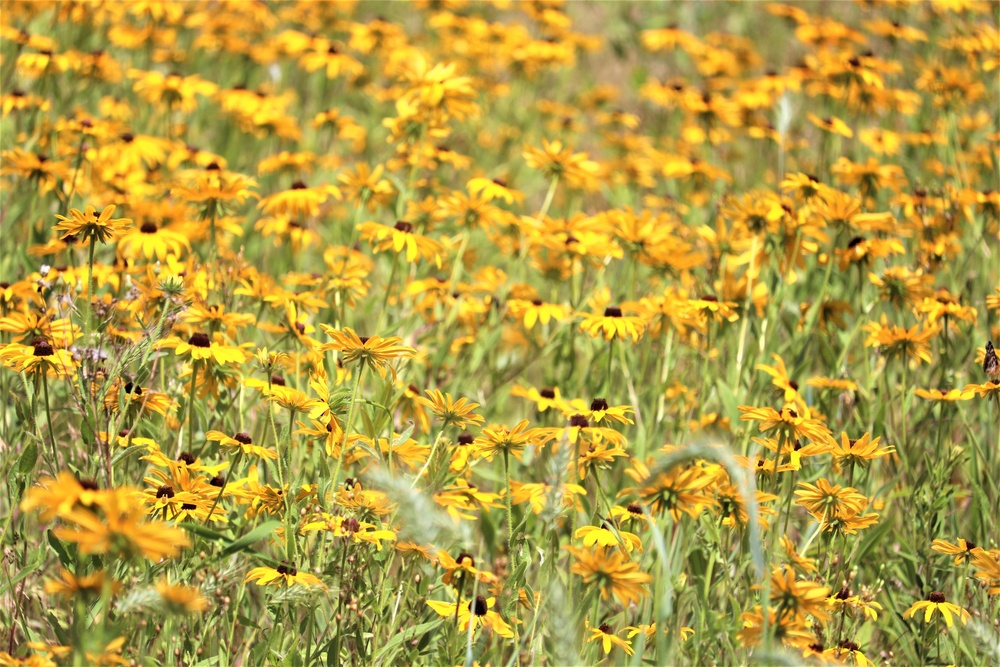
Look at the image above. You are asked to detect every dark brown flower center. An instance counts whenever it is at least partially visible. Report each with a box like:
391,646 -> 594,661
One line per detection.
457,433 -> 473,445
456,553 -> 474,567
929,591 -> 946,603
178,451 -> 196,465
590,398 -> 609,411
540,388 -> 555,399
181,502 -> 197,510
78,478 -> 100,491
603,306 -> 622,318
156,485 -> 175,499
394,221 -> 413,233
470,595 -> 488,616
188,332 -> 211,348
599,623 -> 613,634
291,180 -> 307,190
138,221 -> 158,234
32,340 -> 54,357
569,414 -> 589,428
234,432 -> 253,445
270,374 -> 286,386
210,475 -> 226,487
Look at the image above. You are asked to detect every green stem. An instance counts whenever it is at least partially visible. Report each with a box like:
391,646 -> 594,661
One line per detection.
187,361 -> 200,452
41,372 -> 58,473
331,366 -> 365,508
504,448 -> 515,569
84,238 -> 96,338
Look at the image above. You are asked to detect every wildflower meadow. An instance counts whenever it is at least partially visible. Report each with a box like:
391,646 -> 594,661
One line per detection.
1,1 -> 999,665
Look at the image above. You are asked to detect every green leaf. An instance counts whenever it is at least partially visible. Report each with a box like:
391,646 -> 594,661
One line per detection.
17,442 -> 38,476
221,520 -> 282,558
182,523 -> 232,543
374,619 -> 443,665
714,378 -> 739,427
47,530 -> 74,567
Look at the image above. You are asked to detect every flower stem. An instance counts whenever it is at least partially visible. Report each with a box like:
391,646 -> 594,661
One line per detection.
504,448 -> 515,569
331,365 -> 364,508
84,237 -> 96,338
187,360 -> 200,452
41,372 -> 58,472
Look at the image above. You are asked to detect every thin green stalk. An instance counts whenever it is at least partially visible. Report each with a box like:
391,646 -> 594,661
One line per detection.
331,366 -> 365,508
187,360 -> 200,452
503,448 -> 515,569
84,237 -> 96,338
41,372 -> 58,472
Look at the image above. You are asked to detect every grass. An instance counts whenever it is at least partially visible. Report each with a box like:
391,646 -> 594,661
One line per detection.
1,1 -> 999,666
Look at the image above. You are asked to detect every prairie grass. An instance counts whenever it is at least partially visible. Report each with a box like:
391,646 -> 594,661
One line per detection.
1,1 -> 999,666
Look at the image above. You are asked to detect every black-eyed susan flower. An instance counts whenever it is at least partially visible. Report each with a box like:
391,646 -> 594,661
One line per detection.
738,405 -> 833,446
578,305 -> 645,342
54,204 -> 132,244
831,432 -> 894,470
566,546 -> 652,606
575,523 -> 642,553
319,326 -> 416,380
903,591 -> 970,627
43,487 -> 190,561
471,420 -> 536,462
116,219 -> 191,260
466,177 -> 524,204
258,181 -> 341,218
426,595 -> 514,638
245,563 -> 324,588
0,338 -> 77,378
44,568 -> 120,600
931,538 -> 979,566
794,479 -> 869,522
586,623 -> 634,656
205,430 -> 278,460
356,220 -> 443,266
161,332 -> 248,366
418,389 -> 484,429
156,579 -> 209,614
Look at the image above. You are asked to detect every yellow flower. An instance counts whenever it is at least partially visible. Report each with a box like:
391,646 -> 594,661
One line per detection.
903,592 -> 970,627
54,204 -> 132,244
523,138 -> 602,191
586,623 -> 634,656
467,177 -> 524,204
418,389 -> 484,429
566,546 -> 651,606
931,538 -> 979,566
0,339 -> 76,378
831,432 -> 894,469
116,220 -> 191,260
50,488 -> 190,562
807,113 -> 854,138
162,332 -> 249,366
426,595 -> 514,638
471,420 -> 536,462
578,305 -> 646,342
156,579 -> 209,614
507,298 -> 569,330
758,566 -> 832,623
245,564 -> 325,588
356,220 -> 443,266
320,326 -> 416,379
205,430 -> 278,460
575,524 -> 643,553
